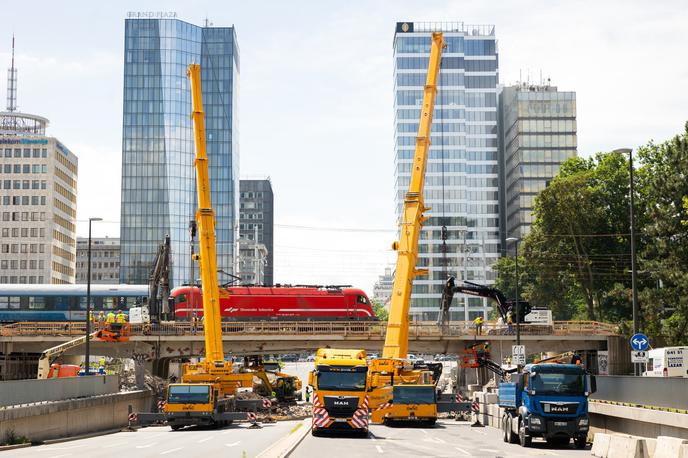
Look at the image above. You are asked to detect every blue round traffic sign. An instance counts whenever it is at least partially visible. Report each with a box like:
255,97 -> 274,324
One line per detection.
630,333 -> 649,351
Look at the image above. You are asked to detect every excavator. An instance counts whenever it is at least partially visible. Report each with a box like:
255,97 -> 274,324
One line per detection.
139,64 -> 252,430
244,356 -> 303,403
366,32 -> 447,426
438,277 -> 533,327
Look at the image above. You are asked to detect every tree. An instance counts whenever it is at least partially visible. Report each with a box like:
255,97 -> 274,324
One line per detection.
637,122 -> 688,345
371,299 -> 389,321
527,152 -> 638,320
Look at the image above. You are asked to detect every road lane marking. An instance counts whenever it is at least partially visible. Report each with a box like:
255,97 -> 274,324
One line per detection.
226,442 -> 241,447
480,449 -> 500,453
136,442 -> 158,449
102,442 -> 126,449
160,447 -> 183,455
375,445 -> 384,454
48,454 -> 71,458
37,445 -> 87,451
455,447 -> 470,456
197,436 -> 213,443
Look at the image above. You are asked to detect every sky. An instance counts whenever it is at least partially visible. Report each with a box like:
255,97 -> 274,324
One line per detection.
1,0 -> 687,292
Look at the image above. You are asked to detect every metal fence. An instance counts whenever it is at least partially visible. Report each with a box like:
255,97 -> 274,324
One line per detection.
0,374 -> 119,407
591,375 -> 688,410
0,320 -> 618,338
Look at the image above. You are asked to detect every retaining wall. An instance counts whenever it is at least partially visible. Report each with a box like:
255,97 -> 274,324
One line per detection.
0,390 -> 152,443
0,375 -> 119,407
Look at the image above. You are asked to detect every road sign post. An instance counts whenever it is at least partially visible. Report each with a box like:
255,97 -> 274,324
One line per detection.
512,345 -> 526,366
630,333 -> 649,375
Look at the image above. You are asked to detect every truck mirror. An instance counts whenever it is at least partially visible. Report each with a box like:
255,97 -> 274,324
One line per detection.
588,375 -> 597,394
515,373 -> 524,388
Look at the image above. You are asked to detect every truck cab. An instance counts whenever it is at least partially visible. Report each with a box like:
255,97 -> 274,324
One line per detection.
499,363 -> 595,448
309,348 -> 370,436
164,383 -> 237,430
382,384 -> 437,426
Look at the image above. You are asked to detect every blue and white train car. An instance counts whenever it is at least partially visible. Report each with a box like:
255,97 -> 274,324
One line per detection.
0,284 -> 148,322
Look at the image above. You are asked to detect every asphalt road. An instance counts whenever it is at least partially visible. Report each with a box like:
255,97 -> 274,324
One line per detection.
3,421 -> 301,458
292,420 -> 592,458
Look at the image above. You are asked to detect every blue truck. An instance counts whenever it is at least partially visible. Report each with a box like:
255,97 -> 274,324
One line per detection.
498,363 -> 596,448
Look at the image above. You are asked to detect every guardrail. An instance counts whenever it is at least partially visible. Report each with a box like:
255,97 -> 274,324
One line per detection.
0,320 -> 618,338
591,375 -> 688,411
0,374 -> 120,407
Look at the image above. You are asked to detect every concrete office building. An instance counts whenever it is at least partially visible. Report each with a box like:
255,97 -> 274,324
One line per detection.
238,179 -> 274,285
0,39 -> 78,284
499,82 -> 577,243
75,237 -> 120,284
120,17 -> 240,288
393,22 -> 500,322
373,267 -> 394,307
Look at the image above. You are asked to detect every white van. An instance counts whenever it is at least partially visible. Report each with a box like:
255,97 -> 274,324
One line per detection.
644,347 -> 688,377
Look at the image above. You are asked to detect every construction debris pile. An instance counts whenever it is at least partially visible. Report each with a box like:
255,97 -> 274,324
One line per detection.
259,402 -> 313,421
120,369 -> 167,399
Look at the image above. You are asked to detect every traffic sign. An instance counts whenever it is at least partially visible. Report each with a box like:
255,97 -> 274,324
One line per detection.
630,333 -> 649,351
631,350 -> 648,363
512,345 -> 526,365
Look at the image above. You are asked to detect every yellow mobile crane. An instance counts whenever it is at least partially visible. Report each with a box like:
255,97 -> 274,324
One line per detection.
367,32 -> 445,426
158,64 -> 252,430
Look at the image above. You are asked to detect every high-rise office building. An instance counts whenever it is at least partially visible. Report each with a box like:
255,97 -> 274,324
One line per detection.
0,38 -> 78,284
393,22 -> 500,322
238,179 -> 274,285
499,82 -> 577,243
75,237 -> 120,284
120,18 -> 240,288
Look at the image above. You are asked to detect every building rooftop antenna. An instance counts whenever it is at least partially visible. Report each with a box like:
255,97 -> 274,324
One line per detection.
6,35 -> 17,112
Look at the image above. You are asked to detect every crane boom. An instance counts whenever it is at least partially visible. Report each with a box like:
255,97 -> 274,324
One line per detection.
188,63 -> 224,364
382,32 -> 445,359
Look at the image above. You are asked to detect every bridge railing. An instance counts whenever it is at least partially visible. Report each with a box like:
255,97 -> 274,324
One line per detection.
0,320 -> 619,337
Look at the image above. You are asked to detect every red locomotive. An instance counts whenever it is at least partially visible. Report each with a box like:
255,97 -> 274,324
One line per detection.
171,285 -> 376,321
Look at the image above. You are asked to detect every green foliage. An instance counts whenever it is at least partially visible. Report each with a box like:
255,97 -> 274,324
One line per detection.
372,299 -> 389,321
636,122 -> 688,345
1,429 -> 29,446
507,122 -> 688,345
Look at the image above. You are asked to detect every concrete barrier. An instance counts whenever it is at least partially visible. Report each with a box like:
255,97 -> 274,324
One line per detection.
654,436 -> 688,458
592,433 -> 612,457
607,435 -> 643,458
0,375 -> 120,406
0,390 -> 152,443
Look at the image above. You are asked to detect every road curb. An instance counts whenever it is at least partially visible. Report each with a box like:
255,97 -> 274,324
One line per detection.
39,428 -> 123,445
0,443 -> 31,451
256,418 -> 312,458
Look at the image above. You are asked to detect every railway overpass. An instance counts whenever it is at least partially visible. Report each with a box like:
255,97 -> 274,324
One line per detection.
0,320 -> 627,379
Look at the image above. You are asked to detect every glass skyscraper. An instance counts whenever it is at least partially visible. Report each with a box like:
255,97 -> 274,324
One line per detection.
393,22 -> 500,322
499,83 -> 577,242
120,18 -> 239,288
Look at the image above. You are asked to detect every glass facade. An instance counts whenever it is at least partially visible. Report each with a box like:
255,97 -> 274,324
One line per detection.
498,84 -> 577,242
393,22 -> 500,322
120,18 -> 239,287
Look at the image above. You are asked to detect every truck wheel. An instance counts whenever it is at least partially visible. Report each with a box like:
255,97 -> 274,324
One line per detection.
507,415 -> 518,444
574,435 -> 587,449
518,419 -> 532,447
170,424 -> 183,431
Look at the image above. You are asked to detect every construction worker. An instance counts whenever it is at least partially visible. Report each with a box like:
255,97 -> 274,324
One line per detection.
106,310 -> 116,324
474,315 -> 484,336
116,310 -> 127,324
89,310 -> 94,324
99,356 -> 106,368
305,386 -> 311,403
506,308 -> 514,335
97,311 -> 105,327
191,312 -> 199,336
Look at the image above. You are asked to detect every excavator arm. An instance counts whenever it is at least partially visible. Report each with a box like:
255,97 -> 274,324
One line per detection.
438,277 -> 531,325
37,332 -> 98,378
148,235 -> 171,321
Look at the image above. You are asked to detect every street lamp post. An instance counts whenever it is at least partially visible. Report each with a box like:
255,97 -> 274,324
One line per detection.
506,237 -> 520,346
614,148 -> 639,375
84,217 -> 102,376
